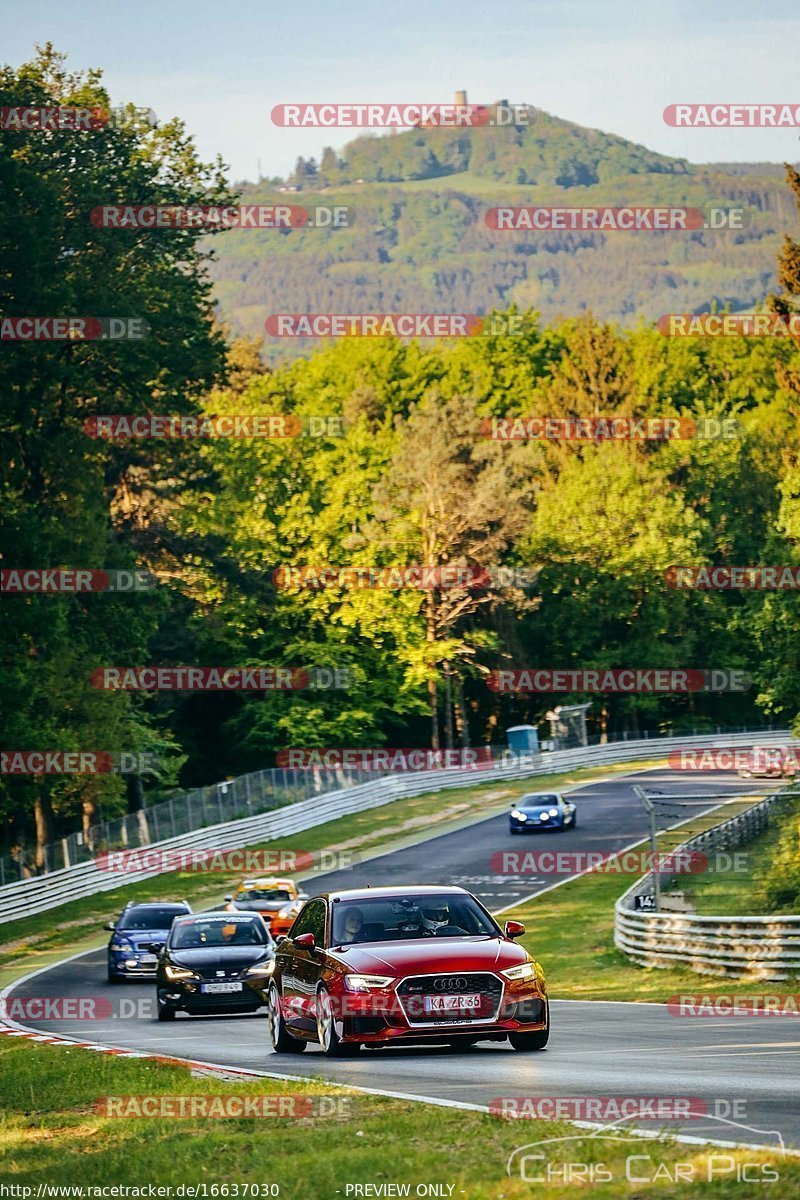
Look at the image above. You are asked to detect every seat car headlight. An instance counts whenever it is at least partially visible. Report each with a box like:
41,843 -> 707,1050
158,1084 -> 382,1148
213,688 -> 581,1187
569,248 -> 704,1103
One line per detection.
110,939 -> 134,952
343,975 -> 394,992
502,962 -> 538,982
244,961 -> 275,979
164,964 -> 200,982
510,810 -> 528,821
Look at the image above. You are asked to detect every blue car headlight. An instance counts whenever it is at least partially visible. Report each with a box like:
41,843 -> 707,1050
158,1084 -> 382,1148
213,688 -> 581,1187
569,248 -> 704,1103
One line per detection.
511,810 -> 528,821
110,939 -> 134,953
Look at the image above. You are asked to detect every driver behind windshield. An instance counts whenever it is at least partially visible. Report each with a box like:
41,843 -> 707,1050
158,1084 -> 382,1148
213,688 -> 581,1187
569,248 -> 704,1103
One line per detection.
339,906 -> 365,943
420,903 -> 451,933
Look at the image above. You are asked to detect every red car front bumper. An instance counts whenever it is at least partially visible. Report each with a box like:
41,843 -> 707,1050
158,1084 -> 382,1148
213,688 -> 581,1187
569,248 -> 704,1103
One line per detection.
324,973 -> 547,1044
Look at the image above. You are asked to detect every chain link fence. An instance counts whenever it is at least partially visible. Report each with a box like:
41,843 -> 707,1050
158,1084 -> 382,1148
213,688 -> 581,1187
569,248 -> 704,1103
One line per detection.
0,765 -> 377,883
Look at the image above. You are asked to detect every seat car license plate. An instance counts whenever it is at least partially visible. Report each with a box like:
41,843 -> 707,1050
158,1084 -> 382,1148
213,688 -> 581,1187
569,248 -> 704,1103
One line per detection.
200,981 -> 243,994
139,955 -> 157,965
423,993 -> 481,1013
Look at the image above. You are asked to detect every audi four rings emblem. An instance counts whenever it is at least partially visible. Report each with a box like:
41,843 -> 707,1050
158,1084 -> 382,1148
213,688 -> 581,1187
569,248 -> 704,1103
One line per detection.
434,976 -> 468,990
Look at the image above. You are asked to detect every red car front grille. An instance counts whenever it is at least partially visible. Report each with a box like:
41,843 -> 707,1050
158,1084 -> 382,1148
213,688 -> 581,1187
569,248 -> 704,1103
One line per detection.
395,972 -> 504,1025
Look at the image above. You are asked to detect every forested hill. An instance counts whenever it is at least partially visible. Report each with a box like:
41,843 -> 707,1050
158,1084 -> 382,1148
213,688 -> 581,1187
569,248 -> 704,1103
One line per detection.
208,106 -> 797,355
290,105 -> 691,187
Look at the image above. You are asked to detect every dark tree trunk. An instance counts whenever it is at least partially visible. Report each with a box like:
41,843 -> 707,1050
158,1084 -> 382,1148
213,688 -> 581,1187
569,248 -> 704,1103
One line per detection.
426,590 -> 440,749
126,773 -> 145,812
428,675 -> 440,750
453,675 -> 469,750
443,661 -> 454,752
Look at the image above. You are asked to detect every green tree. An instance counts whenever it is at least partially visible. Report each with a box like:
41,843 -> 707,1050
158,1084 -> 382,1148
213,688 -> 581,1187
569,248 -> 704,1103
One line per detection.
0,45 -> 234,865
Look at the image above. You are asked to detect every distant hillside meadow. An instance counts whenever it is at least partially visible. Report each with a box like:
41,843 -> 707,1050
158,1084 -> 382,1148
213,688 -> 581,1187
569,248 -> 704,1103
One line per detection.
207,106 -> 798,356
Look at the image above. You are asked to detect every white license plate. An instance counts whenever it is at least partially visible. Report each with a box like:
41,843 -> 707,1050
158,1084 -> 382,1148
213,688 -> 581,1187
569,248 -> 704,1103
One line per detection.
424,993 -> 482,1013
200,981 -> 243,994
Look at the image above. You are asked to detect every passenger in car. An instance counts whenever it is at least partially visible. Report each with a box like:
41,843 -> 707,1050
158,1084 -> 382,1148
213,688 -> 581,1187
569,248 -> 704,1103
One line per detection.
339,906 -> 365,943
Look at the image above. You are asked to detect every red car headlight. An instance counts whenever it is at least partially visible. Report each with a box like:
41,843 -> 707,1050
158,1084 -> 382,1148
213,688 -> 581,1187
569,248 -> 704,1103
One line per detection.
343,974 -> 395,993
501,962 -> 538,982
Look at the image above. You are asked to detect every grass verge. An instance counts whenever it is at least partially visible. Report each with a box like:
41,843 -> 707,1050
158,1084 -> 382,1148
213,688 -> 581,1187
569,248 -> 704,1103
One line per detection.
0,1037 -> 795,1197
512,839 -> 800,1001
678,797 -> 800,916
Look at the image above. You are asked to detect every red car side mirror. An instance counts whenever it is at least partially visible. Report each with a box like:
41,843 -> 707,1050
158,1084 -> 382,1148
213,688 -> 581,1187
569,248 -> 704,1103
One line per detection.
505,920 -> 525,939
295,932 -> 316,950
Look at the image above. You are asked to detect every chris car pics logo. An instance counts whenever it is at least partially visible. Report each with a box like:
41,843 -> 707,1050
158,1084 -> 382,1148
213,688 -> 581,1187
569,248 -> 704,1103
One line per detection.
507,1115 -> 784,1185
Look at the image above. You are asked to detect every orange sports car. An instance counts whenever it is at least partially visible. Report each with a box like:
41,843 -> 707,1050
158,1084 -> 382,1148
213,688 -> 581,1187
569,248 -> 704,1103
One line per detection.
224,877 -> 309,937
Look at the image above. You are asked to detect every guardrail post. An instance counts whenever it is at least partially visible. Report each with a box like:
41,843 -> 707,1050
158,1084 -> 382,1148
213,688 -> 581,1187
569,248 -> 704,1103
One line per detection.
633,785 -> 661,911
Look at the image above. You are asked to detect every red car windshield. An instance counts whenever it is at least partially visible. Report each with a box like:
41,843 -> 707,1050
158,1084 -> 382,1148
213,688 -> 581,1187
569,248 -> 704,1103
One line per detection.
331,894 -> 499,945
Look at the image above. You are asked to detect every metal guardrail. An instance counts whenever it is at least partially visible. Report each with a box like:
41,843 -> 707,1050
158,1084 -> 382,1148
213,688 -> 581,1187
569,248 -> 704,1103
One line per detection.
0,730 -> 790,927
615,789 -> 800,980
0,764 -> 376,883
2,724 -> 780,883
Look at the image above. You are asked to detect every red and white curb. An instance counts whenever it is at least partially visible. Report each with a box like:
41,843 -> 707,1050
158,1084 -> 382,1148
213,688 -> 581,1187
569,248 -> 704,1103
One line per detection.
0,1022 -> 263,1076
0,949 -> 263,1077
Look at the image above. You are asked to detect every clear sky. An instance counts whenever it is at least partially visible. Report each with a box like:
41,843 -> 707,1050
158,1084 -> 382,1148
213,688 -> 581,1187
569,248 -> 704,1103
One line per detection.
2,0 -> 798,182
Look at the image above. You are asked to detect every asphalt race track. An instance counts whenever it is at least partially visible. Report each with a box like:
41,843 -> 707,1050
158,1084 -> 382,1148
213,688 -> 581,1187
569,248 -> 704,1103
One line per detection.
7,769 -> 800,1152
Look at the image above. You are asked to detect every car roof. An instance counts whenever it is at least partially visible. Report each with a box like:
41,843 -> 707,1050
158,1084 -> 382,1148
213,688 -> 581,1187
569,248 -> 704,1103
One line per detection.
312,885 -> 471,904
124,901 -> 189,909
237,878 -> 294,888
174,910 -> 262,922
518,793 -> 562,803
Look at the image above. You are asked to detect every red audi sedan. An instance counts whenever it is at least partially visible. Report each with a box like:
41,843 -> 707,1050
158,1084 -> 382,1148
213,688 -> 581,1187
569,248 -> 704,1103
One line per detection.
266,885 -> 548,1056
